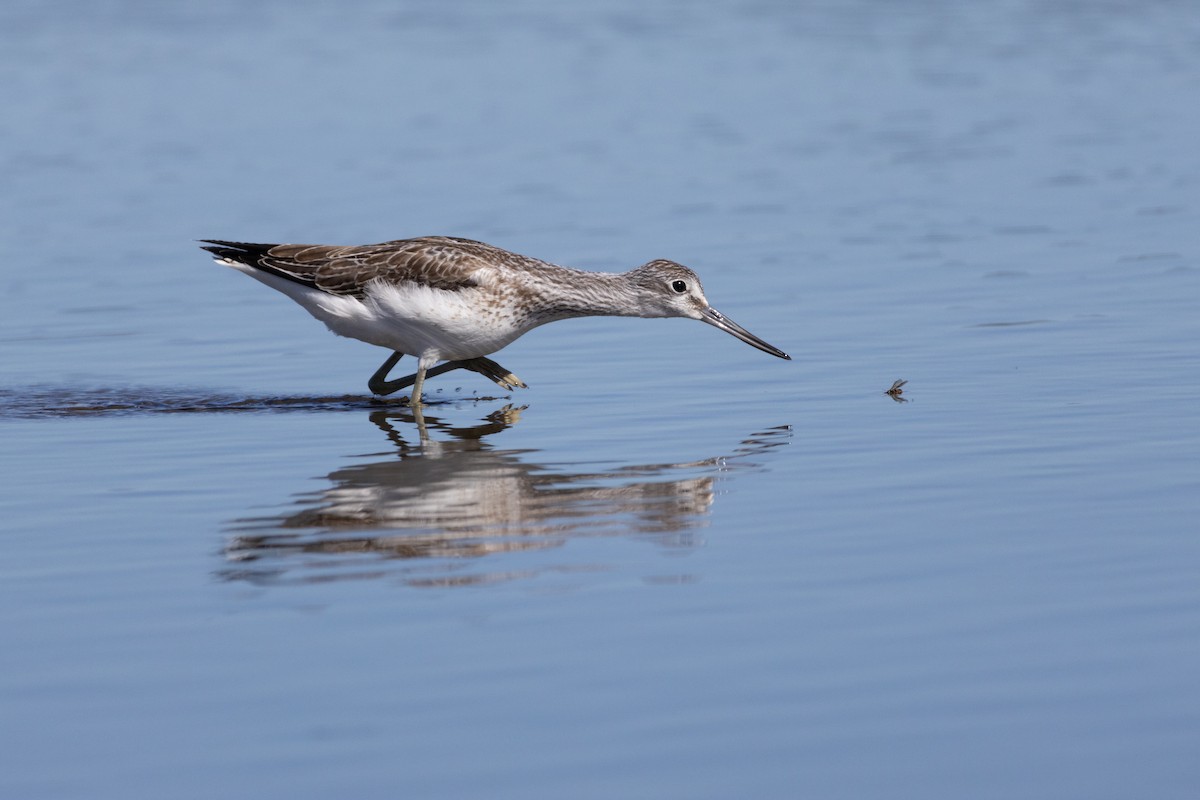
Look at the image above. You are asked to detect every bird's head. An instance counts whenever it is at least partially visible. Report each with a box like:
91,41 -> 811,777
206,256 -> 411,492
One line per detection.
626,259 -> 791,360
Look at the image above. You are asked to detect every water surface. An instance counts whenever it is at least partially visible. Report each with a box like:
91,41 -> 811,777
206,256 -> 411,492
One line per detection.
2,1 -> 1199,797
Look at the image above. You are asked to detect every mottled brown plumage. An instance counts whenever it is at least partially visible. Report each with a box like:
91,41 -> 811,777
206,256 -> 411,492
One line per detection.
202,237 -> 546,297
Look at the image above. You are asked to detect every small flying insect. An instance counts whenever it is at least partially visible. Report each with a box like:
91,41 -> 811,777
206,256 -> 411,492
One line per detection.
885,379 -> 908,402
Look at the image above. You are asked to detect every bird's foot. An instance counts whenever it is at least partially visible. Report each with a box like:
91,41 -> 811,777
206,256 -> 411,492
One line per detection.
457,357 -> 527,391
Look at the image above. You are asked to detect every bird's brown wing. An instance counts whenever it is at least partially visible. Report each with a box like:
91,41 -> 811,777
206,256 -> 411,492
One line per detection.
200,236 -> 517,297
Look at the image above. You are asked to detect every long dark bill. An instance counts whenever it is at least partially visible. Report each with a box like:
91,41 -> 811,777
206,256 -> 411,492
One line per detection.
701,307 -> 791,360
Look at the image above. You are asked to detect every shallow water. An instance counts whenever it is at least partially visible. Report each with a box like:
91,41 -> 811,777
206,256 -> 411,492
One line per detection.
3,1 -> 1200,797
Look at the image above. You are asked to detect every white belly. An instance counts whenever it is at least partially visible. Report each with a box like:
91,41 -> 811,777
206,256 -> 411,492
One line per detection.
232,266 -> 527,361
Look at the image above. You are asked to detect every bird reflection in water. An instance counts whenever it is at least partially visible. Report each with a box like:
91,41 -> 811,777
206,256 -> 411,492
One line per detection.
222,406 -> 790,588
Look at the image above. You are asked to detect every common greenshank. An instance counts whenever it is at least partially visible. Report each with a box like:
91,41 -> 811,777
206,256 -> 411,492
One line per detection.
202,237 -> 789,404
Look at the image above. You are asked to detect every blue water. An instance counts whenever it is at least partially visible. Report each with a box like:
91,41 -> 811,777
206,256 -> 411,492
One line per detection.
2,1 -> 1199,797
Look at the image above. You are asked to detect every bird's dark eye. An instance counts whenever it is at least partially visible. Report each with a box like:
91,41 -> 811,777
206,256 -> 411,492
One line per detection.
671,280 -> 687,293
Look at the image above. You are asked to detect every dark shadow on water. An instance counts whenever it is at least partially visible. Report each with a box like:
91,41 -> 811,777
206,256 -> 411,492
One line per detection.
221,407 -> 792,588
0,386 -> 510,418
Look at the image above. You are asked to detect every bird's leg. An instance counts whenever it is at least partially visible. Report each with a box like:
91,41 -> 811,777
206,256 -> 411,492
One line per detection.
368,352 -> 527,397
371,354 -> 430,405
409,356 -> 434,406
368,351 -> 408,396
369,352 -> 479,396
